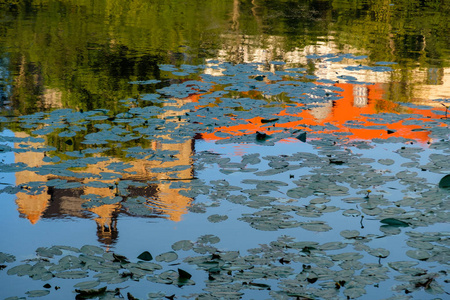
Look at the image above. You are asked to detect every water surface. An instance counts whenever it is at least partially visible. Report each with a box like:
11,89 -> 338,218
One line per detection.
0,1 -> 449,299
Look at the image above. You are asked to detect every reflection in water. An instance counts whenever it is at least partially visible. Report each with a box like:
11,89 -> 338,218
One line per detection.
13,98 -> 195,246
198,62 -> 446,143
9,50 -> 449,248
0,2 -> 449,299
0,0 -> 448,116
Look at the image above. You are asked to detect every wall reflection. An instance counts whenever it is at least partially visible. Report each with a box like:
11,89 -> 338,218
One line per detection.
2,0 -> 449,249
14,98 -> 195,247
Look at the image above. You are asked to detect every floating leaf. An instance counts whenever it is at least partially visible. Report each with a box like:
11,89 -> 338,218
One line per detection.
299,221 -> 332,232
367,248 -> 390,258
207,214 -> 228,223
112,253 -> 130,263
25,290 -> 50,297
7,264 -> 32,276
261,118 -> 279,123
36,246 -> 62,258
331,252 -> 364,261
178,268 -> 192,280
340,230 -> 360,239
256,131 -> 269,141
406,250 -> 431,261
155,251 -> 178,263
80,245 -> 104,255
343,287 -> 366,298
172,240 -> 194,251
73,280 -> 100,289
388,261 -> 419,271
438,174 -> 450,189
55,270 -> 88,279
133,262 -> 162,272
380,218 -> 409,227
198,234 -> 220,244
319,242 -> 347,251
0,252 -> 15,263
75,287 -> 107,297
296,132 -> 307,142
248,282 -> 271,289
137,251 -> 153,261
378,158 -> 395,165
342,209 -> 361,217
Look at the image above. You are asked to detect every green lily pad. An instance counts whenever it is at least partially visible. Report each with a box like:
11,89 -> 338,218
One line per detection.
319,242 -> 347,251
299,221 -> 332,232
340,230 -> 360,239
0,252 -> 15,263
367,248 -> 390,258
406,250 -> 431,261
172,240 -> 194,251
197,234 -> 220,244
137,251 -> 153,261
388,261 -> 419,271
73,280 -> 100,289
343,287 -> 366,298
55,270 -> 88,279
36,247 -> 63,258
7,264 -> 33,276
155,251 -> 178,263
342,209 -> 361,217
25,290 -> 50,297
80,245 -> 104,255
438,174 -> 450,189
207,214 -> 228,223
380,218 -> 409,227
178,268 -> 192,280
75,286 -> 107,297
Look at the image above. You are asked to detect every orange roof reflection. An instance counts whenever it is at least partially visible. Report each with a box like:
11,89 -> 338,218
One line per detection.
194,82 -> 445,143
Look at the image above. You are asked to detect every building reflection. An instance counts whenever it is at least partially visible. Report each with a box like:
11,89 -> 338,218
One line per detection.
198,80 -> 442,143
14,98 -> 195,247
200,36 -> 448,142
10,31 -> 450,248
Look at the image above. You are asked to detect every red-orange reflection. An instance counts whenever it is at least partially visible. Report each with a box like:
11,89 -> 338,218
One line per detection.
195,82 -> 446,143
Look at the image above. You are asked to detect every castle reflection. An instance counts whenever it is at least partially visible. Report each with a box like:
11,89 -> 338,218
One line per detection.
13,76 -> 446,248
12,50 -> 448,248
14,98 -> 195,247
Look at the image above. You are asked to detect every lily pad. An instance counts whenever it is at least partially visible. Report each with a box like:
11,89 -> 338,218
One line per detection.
55,270 -> 88,279
0,252 -> 15,263
343,287 -> 366,298
438,174 -> 450,189
155,251 -> 178,263
343,209 -> 361,217
406,250 -> 431,261
137,251 -> 153,261
380,218 -> 409,227
178,268 -> 192,280
197,234 -> 220,244
75,286 -> 107,297
207,214 -> 228,223
73,280 -> 100,289
172,240 -> 194,251
367,248 -> 390,258
299,221 -> 332,232
25,290 -> 50,297
340,230 -> 360,239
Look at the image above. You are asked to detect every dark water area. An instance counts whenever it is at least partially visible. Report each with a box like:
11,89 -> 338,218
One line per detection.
0,0 -> 448,114
0,1 -> 449,299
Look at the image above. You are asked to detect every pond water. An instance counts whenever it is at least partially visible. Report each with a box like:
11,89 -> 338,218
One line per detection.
0,1 -> 449,299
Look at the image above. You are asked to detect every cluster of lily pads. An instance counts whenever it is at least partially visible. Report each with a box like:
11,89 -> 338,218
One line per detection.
0,54 -> 449,299
0,228 -> 448,299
